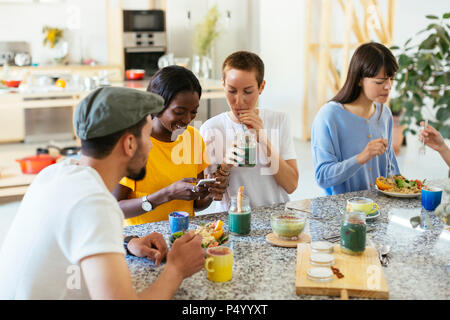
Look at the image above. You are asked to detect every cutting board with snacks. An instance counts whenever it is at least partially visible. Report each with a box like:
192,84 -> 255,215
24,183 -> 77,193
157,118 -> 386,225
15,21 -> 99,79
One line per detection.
296,243 -> 389,299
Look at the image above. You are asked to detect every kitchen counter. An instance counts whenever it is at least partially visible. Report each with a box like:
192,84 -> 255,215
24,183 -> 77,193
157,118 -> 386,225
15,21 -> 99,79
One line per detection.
124,179 -> 450,300
0,78 -> 224,143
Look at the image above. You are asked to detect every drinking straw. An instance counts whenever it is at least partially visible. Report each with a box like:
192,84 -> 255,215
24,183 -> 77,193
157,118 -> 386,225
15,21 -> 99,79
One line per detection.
237,186 -> 244,213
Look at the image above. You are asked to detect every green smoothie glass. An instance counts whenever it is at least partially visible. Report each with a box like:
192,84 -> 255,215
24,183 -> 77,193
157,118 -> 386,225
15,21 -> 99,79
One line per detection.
340,210 -> 366,255
236,131 -> 256,167
228,195 -> 251,235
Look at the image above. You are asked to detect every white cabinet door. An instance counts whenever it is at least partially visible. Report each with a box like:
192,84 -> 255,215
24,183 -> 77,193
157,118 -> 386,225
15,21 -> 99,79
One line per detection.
0,96 -> 25,142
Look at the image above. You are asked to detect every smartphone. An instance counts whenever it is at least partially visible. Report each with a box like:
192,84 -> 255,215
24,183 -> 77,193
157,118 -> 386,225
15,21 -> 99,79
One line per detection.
196,178 -> 217,187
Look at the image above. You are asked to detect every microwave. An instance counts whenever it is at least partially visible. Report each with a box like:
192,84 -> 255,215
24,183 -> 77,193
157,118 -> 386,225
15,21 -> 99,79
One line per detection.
123,10 -> 165,32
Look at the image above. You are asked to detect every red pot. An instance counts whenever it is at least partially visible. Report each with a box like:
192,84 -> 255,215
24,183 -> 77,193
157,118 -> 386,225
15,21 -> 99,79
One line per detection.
125,69 -> 145,80
16,154 -> 60,174
3,80 -> 21,88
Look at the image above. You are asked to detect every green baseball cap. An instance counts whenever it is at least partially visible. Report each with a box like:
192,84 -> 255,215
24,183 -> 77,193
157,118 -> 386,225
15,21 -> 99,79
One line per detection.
74,86 -> 164,140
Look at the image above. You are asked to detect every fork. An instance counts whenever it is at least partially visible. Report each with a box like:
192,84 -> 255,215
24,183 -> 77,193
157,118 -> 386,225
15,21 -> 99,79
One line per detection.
385,137 -> 393,179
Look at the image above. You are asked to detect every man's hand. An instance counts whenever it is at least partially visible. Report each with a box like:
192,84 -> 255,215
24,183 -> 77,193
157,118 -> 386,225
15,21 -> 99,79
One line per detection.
166,230 -> 204,280
127,232 -> 168,266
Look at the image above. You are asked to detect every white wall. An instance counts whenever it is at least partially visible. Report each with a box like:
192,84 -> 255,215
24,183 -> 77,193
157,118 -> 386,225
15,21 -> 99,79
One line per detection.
258,0 -> 306,140
0,0 -> 108,65
393,0 -> 449,47
166,0 -> 259,79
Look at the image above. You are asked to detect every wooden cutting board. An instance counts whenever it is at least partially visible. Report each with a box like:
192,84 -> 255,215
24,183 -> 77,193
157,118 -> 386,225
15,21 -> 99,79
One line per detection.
266,232 -> 311,247
296,243 -> 389,299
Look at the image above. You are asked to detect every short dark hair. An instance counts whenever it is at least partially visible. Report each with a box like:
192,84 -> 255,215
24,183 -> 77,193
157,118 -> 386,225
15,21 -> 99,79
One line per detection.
332,42 -> 398,104
81,116 -> 149,159
147,65 -> 202,116
222,51 -> 265,87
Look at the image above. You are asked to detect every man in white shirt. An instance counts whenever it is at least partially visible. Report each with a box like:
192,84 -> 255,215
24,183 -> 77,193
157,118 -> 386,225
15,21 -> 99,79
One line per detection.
0,87 -> 205,299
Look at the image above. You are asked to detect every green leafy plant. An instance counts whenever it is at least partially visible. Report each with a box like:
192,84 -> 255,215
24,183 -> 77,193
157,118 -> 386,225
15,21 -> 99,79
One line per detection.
194,5 -> 220,57
390,12 -> 450,138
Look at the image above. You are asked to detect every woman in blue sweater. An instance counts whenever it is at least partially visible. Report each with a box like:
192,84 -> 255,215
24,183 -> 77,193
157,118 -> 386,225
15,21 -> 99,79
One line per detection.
311,42 -> 401,195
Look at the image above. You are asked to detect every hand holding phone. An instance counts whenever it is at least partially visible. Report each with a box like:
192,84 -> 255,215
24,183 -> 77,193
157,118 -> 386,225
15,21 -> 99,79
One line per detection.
196,178 -> 217,188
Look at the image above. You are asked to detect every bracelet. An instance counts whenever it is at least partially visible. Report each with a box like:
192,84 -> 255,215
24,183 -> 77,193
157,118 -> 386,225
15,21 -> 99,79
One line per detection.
218,169 -> 230,177
219,165 -> 231,174
124,235 -> 139,256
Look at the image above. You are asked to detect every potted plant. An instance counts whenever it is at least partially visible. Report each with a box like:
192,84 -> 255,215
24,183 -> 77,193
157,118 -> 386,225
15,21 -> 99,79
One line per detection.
42,26 -> 68,65
192,5 -> 220,79
390,12 -> 450,152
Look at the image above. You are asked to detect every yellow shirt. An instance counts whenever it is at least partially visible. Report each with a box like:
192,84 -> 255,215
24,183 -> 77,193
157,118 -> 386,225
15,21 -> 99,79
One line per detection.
120,126 -> 209,226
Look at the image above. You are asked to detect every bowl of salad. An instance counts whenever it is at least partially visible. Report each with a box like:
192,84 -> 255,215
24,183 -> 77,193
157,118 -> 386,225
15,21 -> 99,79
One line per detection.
169,220 -> 229,249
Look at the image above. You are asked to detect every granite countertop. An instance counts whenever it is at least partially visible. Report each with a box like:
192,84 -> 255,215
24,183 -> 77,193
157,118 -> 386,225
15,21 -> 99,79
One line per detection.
124,179 -> 450,300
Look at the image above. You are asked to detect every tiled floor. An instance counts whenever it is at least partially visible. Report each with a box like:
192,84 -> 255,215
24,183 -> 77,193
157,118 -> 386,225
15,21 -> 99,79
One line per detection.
0,133 -> 448,246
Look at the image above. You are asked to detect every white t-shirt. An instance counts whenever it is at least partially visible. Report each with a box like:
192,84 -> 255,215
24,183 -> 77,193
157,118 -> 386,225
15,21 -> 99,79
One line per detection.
0,159 -> 125,300
200,108 -> 297,212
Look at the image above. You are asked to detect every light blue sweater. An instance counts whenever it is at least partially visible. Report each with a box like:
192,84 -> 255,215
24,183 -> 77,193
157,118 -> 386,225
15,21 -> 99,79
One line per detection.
311,101 -> 400,195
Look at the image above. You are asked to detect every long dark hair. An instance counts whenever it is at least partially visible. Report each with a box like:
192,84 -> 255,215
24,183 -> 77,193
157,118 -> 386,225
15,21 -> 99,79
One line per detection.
332,42 -> 398,104
147,65 -> 202,116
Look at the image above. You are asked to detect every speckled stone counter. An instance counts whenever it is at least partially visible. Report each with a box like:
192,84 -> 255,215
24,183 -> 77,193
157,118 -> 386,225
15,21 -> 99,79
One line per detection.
124,179 -> 450,300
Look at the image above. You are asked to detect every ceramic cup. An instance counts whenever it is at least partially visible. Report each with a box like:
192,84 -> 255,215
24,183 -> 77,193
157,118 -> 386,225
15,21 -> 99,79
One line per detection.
346,197 -> 378,216
169,211 -> 189,234
204,246 -> 233,282
421,186 -> 443,211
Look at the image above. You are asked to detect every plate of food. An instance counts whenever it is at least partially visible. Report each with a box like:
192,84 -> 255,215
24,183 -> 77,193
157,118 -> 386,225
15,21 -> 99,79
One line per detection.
169,220 -> 229,249
375,175 -> 424,198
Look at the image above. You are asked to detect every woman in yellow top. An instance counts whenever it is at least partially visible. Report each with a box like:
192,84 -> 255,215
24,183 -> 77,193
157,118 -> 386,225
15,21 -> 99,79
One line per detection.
113,66 -> 228,225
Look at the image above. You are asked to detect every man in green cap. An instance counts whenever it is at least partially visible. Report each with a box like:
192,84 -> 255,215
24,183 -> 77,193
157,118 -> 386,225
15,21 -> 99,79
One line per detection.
0,87 -> 205,300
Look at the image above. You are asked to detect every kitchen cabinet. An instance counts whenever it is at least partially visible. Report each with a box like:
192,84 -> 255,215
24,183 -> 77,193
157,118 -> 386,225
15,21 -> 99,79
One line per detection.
0,65 -> 123,82
0,79 -> 224,143
0,95 -> 25,142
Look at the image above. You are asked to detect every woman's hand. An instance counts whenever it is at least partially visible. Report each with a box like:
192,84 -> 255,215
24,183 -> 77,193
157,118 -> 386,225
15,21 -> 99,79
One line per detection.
205,173 -> 229,201
356,138 -> 388,165
127,232 -> 168,266
224,143 -> 245,167
167,178 -> 201,201
419,121 -> 446,152
238,109 -> 264,141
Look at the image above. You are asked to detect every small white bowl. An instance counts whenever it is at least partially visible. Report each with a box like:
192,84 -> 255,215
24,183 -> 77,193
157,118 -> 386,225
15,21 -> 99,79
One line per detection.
307,267 -> 333,282
311,241 -> 334,253
310,253 -> 335,267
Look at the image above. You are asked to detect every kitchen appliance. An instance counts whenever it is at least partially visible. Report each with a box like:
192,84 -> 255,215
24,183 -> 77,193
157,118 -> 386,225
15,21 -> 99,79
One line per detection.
0,41 -> 31,66
14,53 -> 31,67
123,10 -> 166,79
24,105 -> 75,143
296,243 -> 389,299
123,10 -> 165,32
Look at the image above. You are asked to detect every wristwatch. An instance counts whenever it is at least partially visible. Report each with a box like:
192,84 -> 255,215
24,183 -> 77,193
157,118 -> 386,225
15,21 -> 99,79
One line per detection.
141,195 -> 153,212
124,235 -> 139,256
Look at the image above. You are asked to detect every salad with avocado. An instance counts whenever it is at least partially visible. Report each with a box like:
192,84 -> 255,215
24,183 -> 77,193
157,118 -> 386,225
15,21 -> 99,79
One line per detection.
169,220 -> 229,248
376,175 -> 425,194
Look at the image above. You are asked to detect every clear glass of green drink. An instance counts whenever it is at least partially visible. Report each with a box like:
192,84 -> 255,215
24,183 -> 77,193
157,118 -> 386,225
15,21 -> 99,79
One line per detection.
228,195 -> 251,235
340,210 -> 366,255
